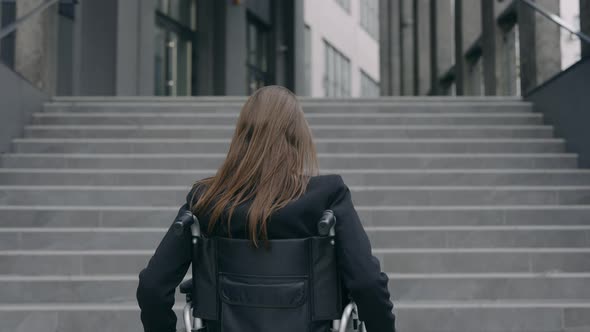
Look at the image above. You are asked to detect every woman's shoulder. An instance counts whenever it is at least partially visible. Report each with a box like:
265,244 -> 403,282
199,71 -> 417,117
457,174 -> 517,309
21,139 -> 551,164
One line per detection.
185,181 -> 209,206
309,173 -> 345,187
308,173 -> 348,201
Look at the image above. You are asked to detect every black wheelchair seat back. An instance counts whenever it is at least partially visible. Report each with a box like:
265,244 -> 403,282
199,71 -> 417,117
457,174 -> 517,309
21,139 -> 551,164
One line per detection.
176,209 -> 364,332
190,235 -> 342,332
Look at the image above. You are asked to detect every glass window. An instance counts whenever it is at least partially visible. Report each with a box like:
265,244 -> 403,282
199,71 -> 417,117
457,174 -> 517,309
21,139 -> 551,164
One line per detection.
154,0 -> 196,96
324,41 -> 351,97
157,0 -> 196,29
0,0 -> 16,68
360,70 -> 380,97
246,15 -> 270,94
360,0 -> 379,40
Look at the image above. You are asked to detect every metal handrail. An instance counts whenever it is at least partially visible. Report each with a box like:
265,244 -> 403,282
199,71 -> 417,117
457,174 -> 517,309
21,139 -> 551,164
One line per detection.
519,0 -> 590,45
0,0 -> 59,40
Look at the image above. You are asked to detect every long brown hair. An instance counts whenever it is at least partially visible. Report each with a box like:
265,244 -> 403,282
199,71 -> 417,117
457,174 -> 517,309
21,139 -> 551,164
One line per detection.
189,85 -> 319,246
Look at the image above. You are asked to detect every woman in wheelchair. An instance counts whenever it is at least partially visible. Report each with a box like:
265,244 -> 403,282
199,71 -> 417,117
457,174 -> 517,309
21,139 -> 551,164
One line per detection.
136,85 -> 397,332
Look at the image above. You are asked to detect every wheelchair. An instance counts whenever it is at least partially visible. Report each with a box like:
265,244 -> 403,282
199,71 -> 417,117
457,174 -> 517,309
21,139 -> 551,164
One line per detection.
174,209 -> 367,332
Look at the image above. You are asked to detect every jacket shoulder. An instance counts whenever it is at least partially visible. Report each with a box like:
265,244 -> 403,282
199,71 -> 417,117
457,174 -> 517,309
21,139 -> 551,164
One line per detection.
310,173 -> 347,202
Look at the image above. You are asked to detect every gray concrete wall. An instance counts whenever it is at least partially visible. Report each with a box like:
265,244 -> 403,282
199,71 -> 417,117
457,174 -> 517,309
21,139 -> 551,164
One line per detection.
399,0 -> 414,95
461,0 -> 482,96
526,57 -> 590,167
14,0 -> 58,95
56,15 -> 74,96
73,0 -> 117,96
379,0 -> 401,95
518,0 -> 562,95
414,0 -> 431,95
430,0 -> 454,94
116,0 -> 155,96
273,0 -> 287,88
0,62 -> 48,153
292,0 -> 306,94
224,1 -> 247,95
481,0 -> 507,95
454,0 -> 466,95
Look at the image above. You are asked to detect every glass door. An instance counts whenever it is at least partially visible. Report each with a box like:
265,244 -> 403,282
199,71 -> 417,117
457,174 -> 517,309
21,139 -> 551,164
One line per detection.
247,14 -> 271,94
155,0 -> 196,96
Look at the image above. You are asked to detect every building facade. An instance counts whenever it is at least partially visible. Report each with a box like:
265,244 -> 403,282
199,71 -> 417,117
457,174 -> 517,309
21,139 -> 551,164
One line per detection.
0,0 -> 306,96
0,0 -> 383,98
303,0 -> 380,97
379,0 -> 590,97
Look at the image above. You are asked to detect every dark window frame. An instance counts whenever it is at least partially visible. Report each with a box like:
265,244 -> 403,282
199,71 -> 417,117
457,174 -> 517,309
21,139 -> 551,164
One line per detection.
246,11 -> 272,94
155,5 -> 197,96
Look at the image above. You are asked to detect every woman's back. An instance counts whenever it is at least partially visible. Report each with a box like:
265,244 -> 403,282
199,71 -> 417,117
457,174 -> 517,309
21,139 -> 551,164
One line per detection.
192,174 -> 348,240
136,86 -> 396,332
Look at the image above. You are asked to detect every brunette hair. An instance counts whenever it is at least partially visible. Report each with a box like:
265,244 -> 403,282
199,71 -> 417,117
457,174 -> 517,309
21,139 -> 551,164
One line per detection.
190,85 -> 319,246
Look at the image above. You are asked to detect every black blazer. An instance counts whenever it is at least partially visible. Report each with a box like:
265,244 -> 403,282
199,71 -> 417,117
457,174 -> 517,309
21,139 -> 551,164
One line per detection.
136,174 -> 396,332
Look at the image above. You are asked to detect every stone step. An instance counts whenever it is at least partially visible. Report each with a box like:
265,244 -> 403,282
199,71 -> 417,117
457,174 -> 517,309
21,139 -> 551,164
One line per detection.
1,185 -> 589,206
2,249 -> 590,274
12,138 -> 565,154
1,226 -> 590,250
31,112 -> 544,125
44,100 -> 532,113
50,96 -> 525,103
24,124 -> 554,139
2,273 -> 590,304
1,205 -> 590,228
1,153 -> 578,169
1,301 -> 587,332
3,169 -> 590,186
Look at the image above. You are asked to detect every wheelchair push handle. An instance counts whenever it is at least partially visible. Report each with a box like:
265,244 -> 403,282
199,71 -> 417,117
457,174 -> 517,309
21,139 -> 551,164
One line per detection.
173,209 -> 196,236
317,209 -> 336,237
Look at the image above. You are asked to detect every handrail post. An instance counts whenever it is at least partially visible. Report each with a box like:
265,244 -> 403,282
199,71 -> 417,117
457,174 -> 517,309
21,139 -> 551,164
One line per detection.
519,0 -> 590,45
516,0 -> 565,95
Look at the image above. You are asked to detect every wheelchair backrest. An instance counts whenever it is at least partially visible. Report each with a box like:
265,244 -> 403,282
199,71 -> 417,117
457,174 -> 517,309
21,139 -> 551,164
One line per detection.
190,235 -> 343,332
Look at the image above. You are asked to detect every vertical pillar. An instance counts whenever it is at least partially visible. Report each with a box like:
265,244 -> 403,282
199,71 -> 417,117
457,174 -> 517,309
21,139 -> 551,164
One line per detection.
196,0 -> 226,95
517,0 -> 537,93
461,0 -> 481,95
137,0 -> 156,95
196,0 -> 219,95
72,0 -> 118,95
430,0 -> 453,94
534,0 -> 561,84
225,2 -> 247,95
116,0 -> 141,95
579,0 -> 590,58
481,0 -> 505,95
14,0 -> 58,95
291,0 -> 305,94
414,0 -> 431,95
379,0 -> 401,95
517,0 -> 561,94
454,0 -> 466,95
399,0 -> 414,95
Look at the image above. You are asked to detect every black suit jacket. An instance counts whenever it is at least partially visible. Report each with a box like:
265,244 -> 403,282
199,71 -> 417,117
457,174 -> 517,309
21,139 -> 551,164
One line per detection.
136,174 -> 396,332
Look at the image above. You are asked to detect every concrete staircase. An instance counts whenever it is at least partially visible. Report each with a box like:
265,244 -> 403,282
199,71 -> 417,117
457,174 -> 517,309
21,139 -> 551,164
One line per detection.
1,96 -> 590,332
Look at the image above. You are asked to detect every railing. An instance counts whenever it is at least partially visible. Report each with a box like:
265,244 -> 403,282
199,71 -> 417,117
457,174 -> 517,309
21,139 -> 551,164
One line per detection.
519,0 -> 590,45
0,0 -> 69,95
431,0 -> 590,97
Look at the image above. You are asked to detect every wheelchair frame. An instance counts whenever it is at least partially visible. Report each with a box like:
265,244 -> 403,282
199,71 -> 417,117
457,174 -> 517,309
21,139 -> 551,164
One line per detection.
176,209 -> 367,332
